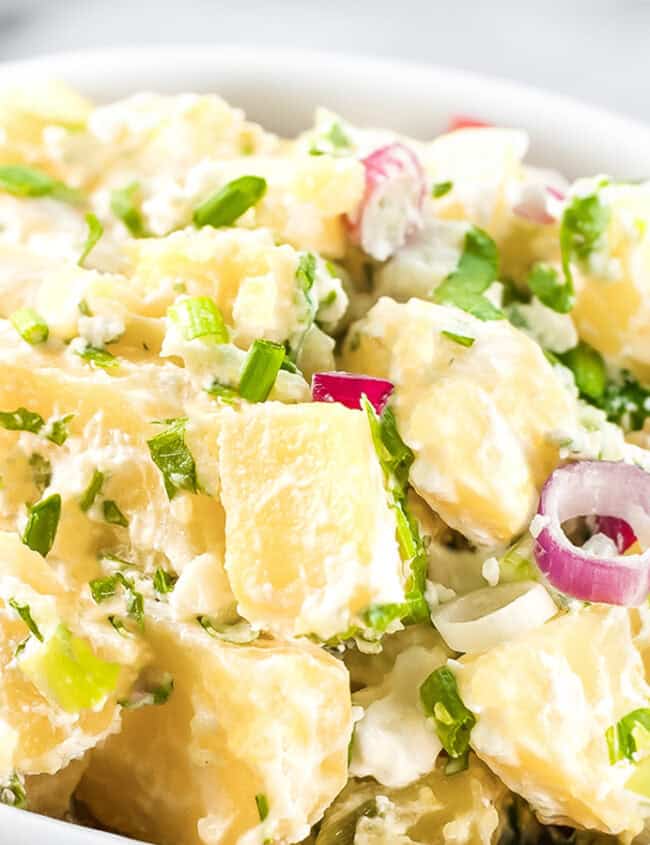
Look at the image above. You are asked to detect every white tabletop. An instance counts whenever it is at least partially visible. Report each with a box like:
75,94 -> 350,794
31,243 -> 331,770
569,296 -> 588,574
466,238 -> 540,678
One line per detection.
0,0 -> 648,122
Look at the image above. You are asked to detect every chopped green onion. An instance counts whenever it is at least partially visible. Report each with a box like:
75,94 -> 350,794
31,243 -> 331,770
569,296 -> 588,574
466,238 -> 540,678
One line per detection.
74,344 -> 119,370
238,339 -> 285,403
432,180 -> 453,198
8,598 -> 43,642
102,499 -> 129,528
10,307 -> 49,345
18,624 -> 121,713
606,708 -> 650,764
445,751 -> 469,775
29,453 -> 52,493
296,252 -> 317,294
22,493 -> 61,557
193,175 -> 267,228
255,793 -> 269,823
119,675 -> 174,709
89,572 -> 144,630
79,469 -> 104,512
147,418 -> 198,500
527,262 -> 572,314
560,192 -> 609,295
441,330 -> 475,347
0,773 -> 27,809
433,226 -> 503,321
77,299 -> 93,317
196,616 -> 258,644
0,164 -> 80,203
420,666 -> 476,759
168,296 -> 228,343
153,567 -> 178,595
205,382 -> 239,405
559,341 -> 606,401
110,182 -> 148,238
78,212 -> 104,267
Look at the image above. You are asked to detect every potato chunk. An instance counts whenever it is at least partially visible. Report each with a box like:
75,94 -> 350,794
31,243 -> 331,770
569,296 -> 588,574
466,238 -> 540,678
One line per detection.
78,606 -> 353,845
218,402 -> 405,640
342,297 -> 575,546
456,607 -> 649,835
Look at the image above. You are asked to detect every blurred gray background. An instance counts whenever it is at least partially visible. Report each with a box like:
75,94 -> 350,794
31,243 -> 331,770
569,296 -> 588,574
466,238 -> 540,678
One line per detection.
0,0 -> 648,123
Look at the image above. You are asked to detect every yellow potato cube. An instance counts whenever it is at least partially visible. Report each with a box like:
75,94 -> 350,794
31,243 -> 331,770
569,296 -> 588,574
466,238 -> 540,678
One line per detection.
342,297 -> 576,546
457,607 -> 649,835
218,402 -> 405,640
78,606 -> 353,845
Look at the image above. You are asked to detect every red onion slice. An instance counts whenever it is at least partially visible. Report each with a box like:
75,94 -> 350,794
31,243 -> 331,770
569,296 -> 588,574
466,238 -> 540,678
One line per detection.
513,182 -> 558,225
311,371 -> 393,414
534,461 -> 650,606
446,115 -> 491,132
595,516 -> 637,553
347,142 -> 426,261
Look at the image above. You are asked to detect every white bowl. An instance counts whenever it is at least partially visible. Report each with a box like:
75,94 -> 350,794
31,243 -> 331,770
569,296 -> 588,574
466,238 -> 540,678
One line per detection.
1,44 -> 649,845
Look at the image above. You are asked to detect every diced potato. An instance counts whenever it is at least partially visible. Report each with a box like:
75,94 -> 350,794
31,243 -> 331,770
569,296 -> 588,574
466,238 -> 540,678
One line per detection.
342,297 -> 576,546
350,642 -> 448,788
0,532 -> 145,786
456,607 -> 649,835
316,754 -> 507,845
218,402 -> 405,640
78,605 -> 353,845
570,183 -> 650,381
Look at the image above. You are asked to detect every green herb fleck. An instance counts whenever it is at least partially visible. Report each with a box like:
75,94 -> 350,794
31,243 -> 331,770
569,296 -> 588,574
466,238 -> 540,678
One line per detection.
441,330 -> 475,347
606,709 -> 650,764
102,499 -> 129,528
527,262 -> 573,314
255,793 -> 269,823
239,339 -> 285,403
420,666 -> 476,759
79,469 -> 104,512
153,567 -> 178,595
110,182 -> 148,238
77,299 -> 93,317
196,616 -> 258,644
89,572 -> 144,630
147,418 -> 198,500
560,192 -> 609,294
29,453 -> 51,493
0,164 -> 80,203
78,212 -> 104,267
432,180 -> 453,198
119,675 -> 174,709
8,598 -> 43,642
168,296 -> 228,343
558,341 -> 606,401
74,344 -> 119,370
22,493 -> 61,557
205,382 -> 240,406
296,252 -> 317,295
10,307 -> 49,344
193,175 -> 267,228
0,773 -> 27,810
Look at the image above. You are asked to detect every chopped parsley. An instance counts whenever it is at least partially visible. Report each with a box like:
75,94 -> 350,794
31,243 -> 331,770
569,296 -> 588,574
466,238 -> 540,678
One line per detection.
309,121 -> 352,155
168,296 -> 228,343
441,330 -> 475,347
119,675 -> 174,709
433,226 -> 503,321
597,372 -> 650,431
0,407 -> 71,445
9,307 -> 49,345
527,262 -> 573,314
238,339 -> 285,403
147,418 -> 198,500
420,666 -> 476,760
89,572 -> 144,631
432,180 -> 453,198
0,164 -> 80,203
22,493 -> 61,558
204,382 -> 240,406
45,414 -> 74,447
558,341 -> 606,401
153,567 -> 178,595
255,793 -> 270,823
102,500 -> 129,528
606,708 -> 650,764
29,453 -> 52,493
559,191 -> 609,295
78,212 -> 104,267
193,175 -> 267,228
8,598 -> 43,642
74,344 -> 119,370
110,182 -> 148,238
296,252 -> 317,296
79,469 -> 104,512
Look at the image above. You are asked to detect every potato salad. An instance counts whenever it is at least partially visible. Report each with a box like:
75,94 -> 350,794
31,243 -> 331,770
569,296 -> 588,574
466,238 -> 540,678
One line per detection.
3,82 -> 650,845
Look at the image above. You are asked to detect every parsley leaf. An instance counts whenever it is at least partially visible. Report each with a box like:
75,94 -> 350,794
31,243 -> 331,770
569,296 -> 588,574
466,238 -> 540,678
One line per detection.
527,262 -> 573,314
74,345 -> 119,370
89,572 -> 144,630
432,180 -> 453,198
153,568 -> 178,594
560,192 -> 609,292
420,666 -> 476,759
79,469 -> 104,512
78,212 -> 104,267
255,793 -> 270,823
8,598 -> 43,641
558,341 -> 607,401
0,407 -> 71,445
147,418 -> 198,499
102,499 -> 129,528
193,175 -> 267,228
22,493 -> 61,557
596,371 -> 650,431
433,226 -> 503,321
110,182 -> 148,238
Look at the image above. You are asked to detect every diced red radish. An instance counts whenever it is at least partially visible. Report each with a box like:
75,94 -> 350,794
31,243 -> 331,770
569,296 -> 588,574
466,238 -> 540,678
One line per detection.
447,115 -> 491,132
311,371 -> 394,414
347,142 -> 426,262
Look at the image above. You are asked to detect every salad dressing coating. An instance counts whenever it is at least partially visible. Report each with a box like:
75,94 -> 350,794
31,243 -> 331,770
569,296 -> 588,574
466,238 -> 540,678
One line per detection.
0,80 -> 650,845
